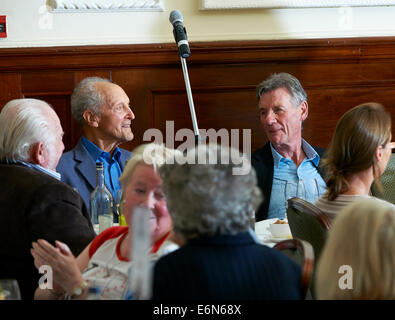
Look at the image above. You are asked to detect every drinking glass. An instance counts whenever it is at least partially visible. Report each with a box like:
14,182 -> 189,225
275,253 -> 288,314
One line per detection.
114,187 -> 123,217
0,279 -> 21,300
284,181 -> 295,220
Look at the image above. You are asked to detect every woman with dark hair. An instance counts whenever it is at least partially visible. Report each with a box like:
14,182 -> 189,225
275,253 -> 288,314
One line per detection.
315,102 -> 394,220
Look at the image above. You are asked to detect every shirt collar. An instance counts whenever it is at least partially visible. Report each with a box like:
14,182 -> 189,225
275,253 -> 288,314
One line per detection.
302,139 -> 320,166
81,135 -> 121,163
270,139 -> 320,168
18,161 -> 61,180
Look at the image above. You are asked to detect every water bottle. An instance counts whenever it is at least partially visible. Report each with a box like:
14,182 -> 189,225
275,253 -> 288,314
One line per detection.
90,162 -> 113,234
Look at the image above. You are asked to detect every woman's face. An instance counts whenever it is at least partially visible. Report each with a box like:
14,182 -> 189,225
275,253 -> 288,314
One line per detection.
123,163 -> 172,242
377,135 -> 394,176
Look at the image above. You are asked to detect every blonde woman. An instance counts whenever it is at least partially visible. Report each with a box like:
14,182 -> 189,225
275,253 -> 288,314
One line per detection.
316,199 -> 395,299
315,102 -> 394,220
31,143 -> 182,300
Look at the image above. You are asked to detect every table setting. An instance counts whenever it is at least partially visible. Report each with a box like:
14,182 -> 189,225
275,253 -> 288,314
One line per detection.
254,218 -> 292,247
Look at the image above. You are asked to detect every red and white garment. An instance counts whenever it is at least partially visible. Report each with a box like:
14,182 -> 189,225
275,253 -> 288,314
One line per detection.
82,226 -> 174,300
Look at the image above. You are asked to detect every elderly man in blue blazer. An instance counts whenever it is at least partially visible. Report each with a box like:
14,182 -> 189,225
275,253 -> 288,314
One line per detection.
57,77 -> 134,222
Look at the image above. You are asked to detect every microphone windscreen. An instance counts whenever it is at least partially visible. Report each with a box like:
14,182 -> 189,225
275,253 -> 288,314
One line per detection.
169,10 -> 183,24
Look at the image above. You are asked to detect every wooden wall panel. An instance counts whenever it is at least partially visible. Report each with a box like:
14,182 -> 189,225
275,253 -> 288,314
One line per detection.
0,38 -> 394,155
0,73 -> 22,109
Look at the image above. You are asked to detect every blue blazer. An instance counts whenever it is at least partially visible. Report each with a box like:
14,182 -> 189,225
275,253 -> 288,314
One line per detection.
56,138 -> 131,213
152,232 -> 302,300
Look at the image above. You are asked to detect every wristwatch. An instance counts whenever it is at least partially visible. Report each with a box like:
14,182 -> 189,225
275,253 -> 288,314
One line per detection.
70,281 -> 88,299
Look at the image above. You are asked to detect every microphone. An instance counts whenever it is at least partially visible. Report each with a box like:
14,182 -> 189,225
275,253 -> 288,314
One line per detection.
169,10 -> 191,59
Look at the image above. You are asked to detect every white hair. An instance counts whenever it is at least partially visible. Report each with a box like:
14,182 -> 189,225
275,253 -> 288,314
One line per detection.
71,77 -> 112,125
0,99 -> 56,162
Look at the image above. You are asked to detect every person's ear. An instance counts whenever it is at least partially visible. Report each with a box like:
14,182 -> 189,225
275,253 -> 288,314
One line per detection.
30,142 -> 47,166
83,109 -> 100,128
299,101 -> 309,122
376,145 -> 384,163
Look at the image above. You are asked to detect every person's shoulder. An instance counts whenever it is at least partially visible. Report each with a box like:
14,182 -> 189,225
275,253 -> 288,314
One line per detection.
255,244 -> 301,270
89,226 -> 128,258
57,149 -> 76,173
1,163 -> 51,188
252,142 -> 271,161
31,173 -> 84,204
119,147 -> 132,155
154,241 -> 189,268
312,145 -> 326,157
119,148 -> 132,163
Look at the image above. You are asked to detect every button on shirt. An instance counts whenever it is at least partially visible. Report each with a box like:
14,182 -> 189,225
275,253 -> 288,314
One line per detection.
267,140 -> 327,219
81,136 -> 122,221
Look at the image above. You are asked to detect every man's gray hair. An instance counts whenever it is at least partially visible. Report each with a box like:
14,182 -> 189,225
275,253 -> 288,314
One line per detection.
159,143 -> 262,240
256,72 -> 307,107
71,77 -> 112,125
0,99 -> 56,162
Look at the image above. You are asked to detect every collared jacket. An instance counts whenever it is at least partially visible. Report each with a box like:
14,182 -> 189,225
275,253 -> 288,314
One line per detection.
56,138 -> 131,213
252,142 -> 326,222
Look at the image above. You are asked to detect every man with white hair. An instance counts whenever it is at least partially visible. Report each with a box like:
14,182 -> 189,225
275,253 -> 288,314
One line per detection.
57,77 -> 134,222
0,99 -> 96,300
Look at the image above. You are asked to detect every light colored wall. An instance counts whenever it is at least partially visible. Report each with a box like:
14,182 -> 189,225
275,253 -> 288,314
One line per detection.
1,0 -> 395,48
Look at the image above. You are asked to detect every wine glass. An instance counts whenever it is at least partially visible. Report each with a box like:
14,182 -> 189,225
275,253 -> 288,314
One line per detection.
0,279 -> 21,300
284,181 -> 296,220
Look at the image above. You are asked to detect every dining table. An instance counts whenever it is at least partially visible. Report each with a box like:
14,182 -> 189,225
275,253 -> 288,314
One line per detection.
254,218 -> 292,248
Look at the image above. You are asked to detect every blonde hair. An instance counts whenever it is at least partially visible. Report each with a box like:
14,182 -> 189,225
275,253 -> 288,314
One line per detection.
316,199 -> 395,299
322,102 -> 391,201
119,143 -> 182,189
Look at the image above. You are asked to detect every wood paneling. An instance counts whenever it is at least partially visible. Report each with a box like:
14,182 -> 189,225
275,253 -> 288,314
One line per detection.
0,38 -> 394,154
0,73 -> 22,108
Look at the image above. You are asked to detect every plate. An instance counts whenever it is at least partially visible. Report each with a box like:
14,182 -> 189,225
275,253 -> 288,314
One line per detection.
269,236 -> 292,243
256,234 -> 292,243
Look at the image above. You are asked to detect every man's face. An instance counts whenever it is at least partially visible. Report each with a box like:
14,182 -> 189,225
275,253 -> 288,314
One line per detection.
96,82 -> 135,144
44,109 -> 65,171
258,87 -> 307,148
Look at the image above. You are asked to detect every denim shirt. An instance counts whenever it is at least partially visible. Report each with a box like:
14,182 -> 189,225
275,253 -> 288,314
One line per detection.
267,140 -> 327,219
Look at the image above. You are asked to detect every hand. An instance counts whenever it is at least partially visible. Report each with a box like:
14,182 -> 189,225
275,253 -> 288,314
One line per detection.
31,239 -> 84,295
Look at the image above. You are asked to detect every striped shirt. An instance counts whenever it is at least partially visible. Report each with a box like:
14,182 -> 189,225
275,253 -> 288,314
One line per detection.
315,193 -> 395,222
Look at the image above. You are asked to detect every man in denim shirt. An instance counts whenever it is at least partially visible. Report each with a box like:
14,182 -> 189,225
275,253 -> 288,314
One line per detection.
252,73 -> 327,221
57,77 -> 134,222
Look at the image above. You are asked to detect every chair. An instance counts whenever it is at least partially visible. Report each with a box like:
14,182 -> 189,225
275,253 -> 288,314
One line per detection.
286,197 -> 332,261
286,197 -> 332,299
372,153 -> 395,204
273,238 -> 314,299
